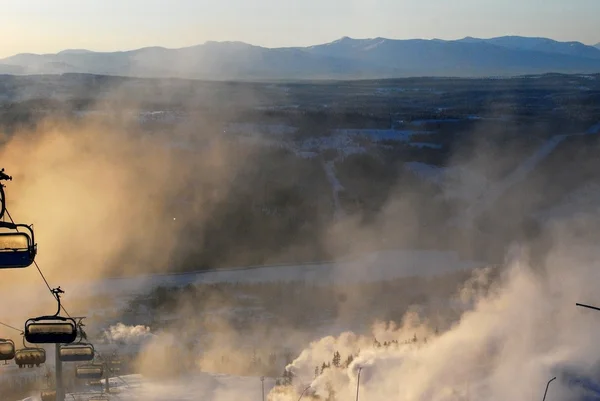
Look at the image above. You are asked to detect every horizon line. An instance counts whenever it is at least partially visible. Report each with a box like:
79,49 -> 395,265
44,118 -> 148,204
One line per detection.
3,34 -> 599,58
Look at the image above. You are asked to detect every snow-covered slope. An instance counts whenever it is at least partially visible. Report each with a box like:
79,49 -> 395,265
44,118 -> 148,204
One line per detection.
18,373 -> 276,401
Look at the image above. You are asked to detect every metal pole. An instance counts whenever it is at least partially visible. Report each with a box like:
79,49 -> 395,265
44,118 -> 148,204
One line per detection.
261,376 -> 265,401
356,367 -> 363,401
55,344 -> 64,401
542,377 -> 556,401
105,362 -> 110,394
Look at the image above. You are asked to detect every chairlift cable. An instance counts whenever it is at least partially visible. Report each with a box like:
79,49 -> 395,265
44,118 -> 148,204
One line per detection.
0,320 -> 23,333
5,207 -> 74,318
4,209 -> 54,293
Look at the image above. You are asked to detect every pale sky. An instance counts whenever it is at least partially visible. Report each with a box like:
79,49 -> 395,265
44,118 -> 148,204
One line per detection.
0,0 -> 598,58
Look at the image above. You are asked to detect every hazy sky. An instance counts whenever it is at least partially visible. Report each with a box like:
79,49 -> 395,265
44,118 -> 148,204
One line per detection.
0,0 -> 598,58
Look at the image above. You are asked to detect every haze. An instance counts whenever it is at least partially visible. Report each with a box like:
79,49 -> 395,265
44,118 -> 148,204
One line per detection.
0,0 -> 598,58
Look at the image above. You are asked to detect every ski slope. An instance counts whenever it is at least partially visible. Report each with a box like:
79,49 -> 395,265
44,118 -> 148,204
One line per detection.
66,249 -> 483,300
453,121 -> 600,227
18,373 -> 276,401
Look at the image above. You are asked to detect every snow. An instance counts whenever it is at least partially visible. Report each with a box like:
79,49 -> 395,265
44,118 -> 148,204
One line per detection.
404,162 -> 490,202
331,129 -> 414,142
224,123 -> 298,136
18,373 -> 277,401
409,119 -> 461,126
322,161 -> 345,220
454,121 -> 600,226
30,250 -> 484,306
533,182 -> 600,221
455,134 -> 568,226
587,121 -> 600,135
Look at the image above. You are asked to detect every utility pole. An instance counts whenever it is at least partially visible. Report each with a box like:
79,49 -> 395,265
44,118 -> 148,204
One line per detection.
55,344 -> 64,401
356,367 -> 363,401
261,376 -> 265,401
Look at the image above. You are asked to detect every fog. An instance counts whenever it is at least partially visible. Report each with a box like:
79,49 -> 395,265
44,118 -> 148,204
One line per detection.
0,78 -> 598,401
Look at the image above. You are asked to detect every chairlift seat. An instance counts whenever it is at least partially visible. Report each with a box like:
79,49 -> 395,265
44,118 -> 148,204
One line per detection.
41,390 -> 57,401
0,230 -> 36,269
59,343 -> 95,362
76,363 -> 104,379
25,316 -> 77,344
14,347 -> 46,367
0,339 -> 15,361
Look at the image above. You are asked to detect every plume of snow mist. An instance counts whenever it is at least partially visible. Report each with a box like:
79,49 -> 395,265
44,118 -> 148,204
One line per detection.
269,241 -> 600,401
103,323 -> 155,346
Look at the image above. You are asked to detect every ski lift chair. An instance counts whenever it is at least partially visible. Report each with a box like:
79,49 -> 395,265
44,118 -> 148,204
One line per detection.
75,363 -> 104,380
60,321 -> 95,362
0,222 -> 37,269
60,343 -> 95,362
24,287 -> 77,344
40,390 -> 57,401
14,344 -> 46,368
0,338 -> 15,361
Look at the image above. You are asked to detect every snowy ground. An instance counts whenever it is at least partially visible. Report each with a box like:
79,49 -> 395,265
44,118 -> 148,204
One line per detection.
18,373 -> 277,401
63,249 -> 483,301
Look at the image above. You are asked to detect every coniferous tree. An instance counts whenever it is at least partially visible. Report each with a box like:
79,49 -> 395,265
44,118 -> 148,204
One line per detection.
332,351 -> 341,368
315,366 -> 319,378
345,354 -> 354,368
321,362 -> 328,374
413,333 -> 418,343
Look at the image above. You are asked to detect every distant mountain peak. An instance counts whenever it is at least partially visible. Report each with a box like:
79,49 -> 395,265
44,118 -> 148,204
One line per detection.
2,35 -> 600,80
57,49 -> 92,55
595,42 -> 600,49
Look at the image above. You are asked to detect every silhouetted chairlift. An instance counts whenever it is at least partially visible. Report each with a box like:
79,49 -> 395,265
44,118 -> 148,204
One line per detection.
59,321 -> 95,362
0,338 -> 15,361
60,342 -> 95,362
0,169 -> 37,269
40,390 -> 57,401
24,287 -> 77,344
75,363 -> 104,380
0,222 -> 37,269
14,336 -> 46,368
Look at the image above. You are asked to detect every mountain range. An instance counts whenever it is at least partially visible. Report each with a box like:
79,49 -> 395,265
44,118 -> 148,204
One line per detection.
1,36 -> 600,80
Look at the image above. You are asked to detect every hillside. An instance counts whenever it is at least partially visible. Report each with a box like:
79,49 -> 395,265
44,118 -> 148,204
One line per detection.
1,36 -> 600,79
1,73 -> 599,273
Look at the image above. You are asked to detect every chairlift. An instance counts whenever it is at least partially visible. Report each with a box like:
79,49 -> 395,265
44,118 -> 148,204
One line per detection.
60,321 -> 95,362
40,390 -> 57,401
76,363 -> 104,379
0,339 -> 15,361
14,344 -> 46,368
0,222 -> 37,269
24,287 -> 77,344
60,343 -> 95,362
